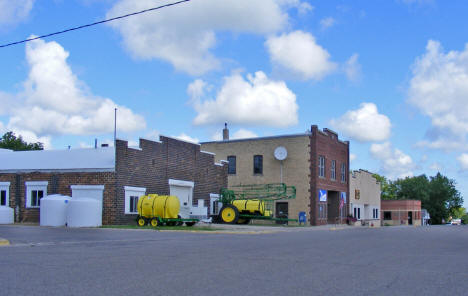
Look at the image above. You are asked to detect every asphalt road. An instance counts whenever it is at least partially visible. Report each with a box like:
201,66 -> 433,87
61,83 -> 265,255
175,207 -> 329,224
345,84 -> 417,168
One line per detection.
1,225 -> 467,296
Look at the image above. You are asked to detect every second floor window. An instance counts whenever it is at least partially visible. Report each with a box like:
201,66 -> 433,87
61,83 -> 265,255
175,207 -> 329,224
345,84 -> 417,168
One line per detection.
331,160 -> 336,180
341,163 -> 346,183
318,156 -> 325,177
253,155 -> 263,174
227,156 -> 236,174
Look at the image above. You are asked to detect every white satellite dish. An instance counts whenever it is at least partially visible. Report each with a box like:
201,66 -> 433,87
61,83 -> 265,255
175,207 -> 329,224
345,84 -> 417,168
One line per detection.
274,146 -> 288,161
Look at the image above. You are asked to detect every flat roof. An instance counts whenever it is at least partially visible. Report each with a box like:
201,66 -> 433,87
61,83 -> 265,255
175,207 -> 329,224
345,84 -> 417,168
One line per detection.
0,147 -> 115,173
200,132 -> 310,145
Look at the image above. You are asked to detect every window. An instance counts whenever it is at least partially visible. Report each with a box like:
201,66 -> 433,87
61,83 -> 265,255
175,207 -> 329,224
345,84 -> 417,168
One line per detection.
227,156 -> 236,174
341,163 -> 346,183
355,189 -> 360,200
318,156 -> 325,178
384,211 -> 392,220
26,181 -> 48,208
0,182 -> 10,207
373,209 -> 379,219
253,155 -> 263,175
124,186 -> 146,214
319,204 -> 327,219
331,160 -> 336,180
354,207 -> 361,220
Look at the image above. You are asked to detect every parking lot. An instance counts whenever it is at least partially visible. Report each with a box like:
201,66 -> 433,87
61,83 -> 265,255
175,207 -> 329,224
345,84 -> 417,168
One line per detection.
1,224 -> 467,296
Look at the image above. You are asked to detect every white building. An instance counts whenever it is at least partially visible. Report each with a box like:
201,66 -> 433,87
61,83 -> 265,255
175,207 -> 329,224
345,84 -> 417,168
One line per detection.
349,170 -> 381,226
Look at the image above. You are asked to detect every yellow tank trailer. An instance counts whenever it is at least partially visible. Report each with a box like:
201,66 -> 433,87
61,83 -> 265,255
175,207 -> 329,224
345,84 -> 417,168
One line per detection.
136,194 -> 199,227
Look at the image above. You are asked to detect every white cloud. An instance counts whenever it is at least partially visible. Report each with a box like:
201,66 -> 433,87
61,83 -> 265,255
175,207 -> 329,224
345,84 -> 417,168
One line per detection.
1,38 -> 145,147
107,0 -> 308,75
266,30 -> 336,80
458,154 -> 468,171
174,133 -> 199,144
330,103 -> 391,142
429,162 -> 442,171
344,53 -> 362,82
232,129 -> 258,139
408,40 -> 468,151
370,142 -> 414,179
189,71 -> 298,127
350,153 -> 357,162
0,0 -> 35,27
320,17 -> 335,30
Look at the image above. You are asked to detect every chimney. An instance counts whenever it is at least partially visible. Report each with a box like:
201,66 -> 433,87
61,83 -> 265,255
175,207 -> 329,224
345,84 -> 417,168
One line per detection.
223,123 -> 229,141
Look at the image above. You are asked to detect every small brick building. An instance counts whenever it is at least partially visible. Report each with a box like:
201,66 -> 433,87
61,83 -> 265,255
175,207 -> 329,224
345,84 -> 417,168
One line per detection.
0,136 -> 227,225
201,124 -> 349,225
381,200 -> 421,226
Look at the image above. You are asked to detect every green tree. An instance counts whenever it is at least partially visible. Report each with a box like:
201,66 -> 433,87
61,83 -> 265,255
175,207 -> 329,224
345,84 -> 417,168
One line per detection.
0,131 -> 43,151
372,173 -> 397,200
395,175 -> 430,203
450,207 -> 466,219
426,173 -> 463,224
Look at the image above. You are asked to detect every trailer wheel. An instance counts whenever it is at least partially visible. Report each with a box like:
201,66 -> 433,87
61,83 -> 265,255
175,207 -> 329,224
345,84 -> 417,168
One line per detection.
150,218 -> 159,227
137,216 -> 147,227
185,221 -> 196,227
176,215 -> 183,226
220,204 -> 239,224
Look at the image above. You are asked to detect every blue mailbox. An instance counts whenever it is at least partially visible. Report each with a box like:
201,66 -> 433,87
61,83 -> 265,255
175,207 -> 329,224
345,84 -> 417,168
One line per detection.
298,211 -> 307,225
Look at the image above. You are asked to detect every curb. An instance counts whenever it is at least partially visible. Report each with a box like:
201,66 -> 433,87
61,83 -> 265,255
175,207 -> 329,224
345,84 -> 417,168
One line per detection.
0,238 -> 10,246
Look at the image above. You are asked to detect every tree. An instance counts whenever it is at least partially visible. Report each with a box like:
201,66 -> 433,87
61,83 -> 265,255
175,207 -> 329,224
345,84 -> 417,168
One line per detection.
394,175 -> 430,203
0,131 -> 43,151
426,173 -> 463,224
450,207 -> 466,219
372,173 -> 397,200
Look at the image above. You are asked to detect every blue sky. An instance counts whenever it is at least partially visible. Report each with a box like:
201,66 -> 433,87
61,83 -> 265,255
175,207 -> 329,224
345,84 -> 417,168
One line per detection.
1,0 -> 467,207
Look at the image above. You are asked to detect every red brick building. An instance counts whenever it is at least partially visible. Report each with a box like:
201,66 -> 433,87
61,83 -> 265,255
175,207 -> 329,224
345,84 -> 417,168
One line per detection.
381,200 -> 421,226
0,136 -> 227,225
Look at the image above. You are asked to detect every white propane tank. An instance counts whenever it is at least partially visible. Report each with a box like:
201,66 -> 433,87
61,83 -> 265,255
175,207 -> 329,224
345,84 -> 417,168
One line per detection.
0,206 -> 14,224
67,198 -> 101,227
40,194 -> 71,227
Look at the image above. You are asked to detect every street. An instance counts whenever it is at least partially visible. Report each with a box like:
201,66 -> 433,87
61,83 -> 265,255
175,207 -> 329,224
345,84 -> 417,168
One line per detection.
1,225 -> 467,296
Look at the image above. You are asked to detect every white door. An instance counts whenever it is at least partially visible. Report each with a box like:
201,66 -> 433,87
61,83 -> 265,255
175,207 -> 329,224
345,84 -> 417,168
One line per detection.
170,185 -> 191,218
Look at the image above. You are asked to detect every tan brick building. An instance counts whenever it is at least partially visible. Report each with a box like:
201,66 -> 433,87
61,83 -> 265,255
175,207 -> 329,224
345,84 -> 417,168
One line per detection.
349,170 -> 381,227
201,125 -> 349,225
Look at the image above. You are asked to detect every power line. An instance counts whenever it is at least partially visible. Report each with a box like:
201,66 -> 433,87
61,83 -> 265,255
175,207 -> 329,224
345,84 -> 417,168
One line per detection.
0,0 -> 191,49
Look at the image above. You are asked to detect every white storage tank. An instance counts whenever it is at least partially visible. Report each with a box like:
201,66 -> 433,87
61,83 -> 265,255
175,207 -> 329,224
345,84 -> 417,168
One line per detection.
67,198 -> 102,227
0,206 -> 14,224
40,194 -> 71,227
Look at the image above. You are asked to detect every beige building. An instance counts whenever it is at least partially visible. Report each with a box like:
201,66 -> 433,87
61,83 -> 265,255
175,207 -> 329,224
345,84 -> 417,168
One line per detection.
349,170 -> 381,226
201,125 -> 350,225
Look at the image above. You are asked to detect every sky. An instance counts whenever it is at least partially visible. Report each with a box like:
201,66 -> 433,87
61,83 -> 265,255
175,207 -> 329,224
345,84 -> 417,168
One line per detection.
0,0 -> 467,207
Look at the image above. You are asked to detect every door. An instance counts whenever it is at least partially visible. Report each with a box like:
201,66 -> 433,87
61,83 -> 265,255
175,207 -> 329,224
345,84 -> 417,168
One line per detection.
169,185 -> 192,219
275,202 -> 288,225
408,211 -> 413,225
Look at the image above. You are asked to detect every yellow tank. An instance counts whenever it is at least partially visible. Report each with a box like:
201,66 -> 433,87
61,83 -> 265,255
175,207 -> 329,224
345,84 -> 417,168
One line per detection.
137,194 -> 180,219
232,199 -> 272,217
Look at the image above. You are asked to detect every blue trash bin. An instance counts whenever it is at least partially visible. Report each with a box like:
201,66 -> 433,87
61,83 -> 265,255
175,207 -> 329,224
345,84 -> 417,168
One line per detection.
298,212 -> 306,225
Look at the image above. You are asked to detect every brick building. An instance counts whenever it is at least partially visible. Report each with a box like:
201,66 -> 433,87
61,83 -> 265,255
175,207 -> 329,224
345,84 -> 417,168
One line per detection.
0,136 -> 227,225
201,124 -> 349,225
381,200 -> 421,226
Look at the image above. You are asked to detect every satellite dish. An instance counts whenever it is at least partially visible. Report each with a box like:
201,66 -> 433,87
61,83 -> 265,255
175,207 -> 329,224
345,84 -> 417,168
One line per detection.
274,146 -> 288,161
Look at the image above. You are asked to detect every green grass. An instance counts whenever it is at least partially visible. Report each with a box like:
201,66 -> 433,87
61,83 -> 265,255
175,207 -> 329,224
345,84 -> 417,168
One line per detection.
101,225 -> 221,231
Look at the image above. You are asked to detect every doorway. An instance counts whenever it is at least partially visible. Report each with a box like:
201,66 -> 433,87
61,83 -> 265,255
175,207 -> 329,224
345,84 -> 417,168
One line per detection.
275,202 -> 288,225
408,211 -> 413,225
327,191 -> 340,224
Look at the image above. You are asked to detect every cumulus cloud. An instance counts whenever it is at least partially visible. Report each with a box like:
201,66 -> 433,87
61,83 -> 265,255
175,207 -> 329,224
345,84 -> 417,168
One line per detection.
174,133 -> 199,144
107,0 -> 309,75
0,0 -> 35,27
320,17 -> 336,30
458,154 -> 468,171
330,103 -> 391,142
188,71 -> 298,127
408,40 -> 468,151
1,38 -> 145,148
266,30 -> 336,80
350,153 -> 357,162
344,53 -> 362,82
370,142 -> 415,179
